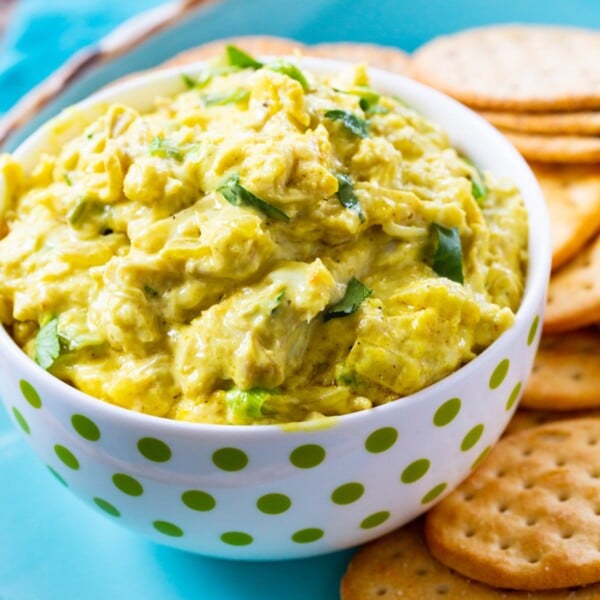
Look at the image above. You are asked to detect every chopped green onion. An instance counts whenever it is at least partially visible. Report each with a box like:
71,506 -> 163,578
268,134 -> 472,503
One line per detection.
63,173 -> 72,186
334,173 -> 365,222
181,73 -> 197,89
324,109 -> 369,138
35,316 -> 61,370
268,61 -> 309,90
432,224 -> 464,284
225,387 -> 272,421
218,173 -> 290,223
324,277 -> 372,321
226,45 -> 263,69
149,136 -> 184,161
66,199 -> 109,227
202,88 -> 250,106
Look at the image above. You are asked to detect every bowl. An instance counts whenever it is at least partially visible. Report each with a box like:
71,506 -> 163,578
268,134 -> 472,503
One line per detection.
0,57 -> 550,560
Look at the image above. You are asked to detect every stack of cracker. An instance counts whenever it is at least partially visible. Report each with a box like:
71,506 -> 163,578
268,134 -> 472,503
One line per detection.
342,25 -> 600,598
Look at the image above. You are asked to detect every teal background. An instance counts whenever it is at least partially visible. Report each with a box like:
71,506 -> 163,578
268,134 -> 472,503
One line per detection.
0,1 -> 598,598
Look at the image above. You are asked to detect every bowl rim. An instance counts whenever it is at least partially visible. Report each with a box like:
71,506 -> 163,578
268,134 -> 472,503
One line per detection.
0,56 -> 551,435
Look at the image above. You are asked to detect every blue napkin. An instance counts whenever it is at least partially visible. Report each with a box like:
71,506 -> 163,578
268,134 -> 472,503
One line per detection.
0,0 -> 166,113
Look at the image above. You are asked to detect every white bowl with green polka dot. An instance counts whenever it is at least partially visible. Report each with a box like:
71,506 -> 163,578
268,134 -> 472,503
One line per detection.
0,58 -> 551,560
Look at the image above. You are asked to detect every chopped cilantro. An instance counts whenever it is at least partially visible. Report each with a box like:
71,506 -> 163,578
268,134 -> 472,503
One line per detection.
324,109 -> 369,138
334,173 -> 365,222
218,173 -> 290,223
432,224 -> 464,284
324,277 -> 372,321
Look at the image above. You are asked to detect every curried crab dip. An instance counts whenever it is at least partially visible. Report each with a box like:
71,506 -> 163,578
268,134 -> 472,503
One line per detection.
0,47 -> 528,425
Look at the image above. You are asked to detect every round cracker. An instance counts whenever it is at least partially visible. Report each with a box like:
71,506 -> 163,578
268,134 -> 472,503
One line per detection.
341,518 -> 600,599
161,35 -> 306,67
306,42 -> 409,74
544,236 -> 600,333
410,25 -> 600,111
425,418 -> 600,590
505,408 -> 600,437
522,329 -> 600,411
502,131 -> 600,164
481,110 -> 600,136
530,162 -> 600,271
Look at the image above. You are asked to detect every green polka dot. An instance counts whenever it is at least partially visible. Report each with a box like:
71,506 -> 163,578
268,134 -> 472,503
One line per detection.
292,528 -> 324,543
93,497 -> 120,517
331,482 -> 364,505
137,437 -> 172,463
71,414 -> 100,441
401,458 -> 430,484
47,466 -> 67,487
212,447 -> 248,471
54,445 -> 79,470
528,315 -> 540,346
112,473 -> 143,496
472,445 -> 491,470
461,424 -> 484,452
290,444 -> 325,469
506,382 -> 522,411
221,531 -> 253,546
257,493 -> 291,514
182,490 -> 216,512
365,427 -> 398,453
12,407 -> 30,434
421,482 -> 447,504
489,359 -> 510,390
19,380 -> 41,408
360,511 -> 390,529
153,520 -> 183,537
433,398 -> 461,427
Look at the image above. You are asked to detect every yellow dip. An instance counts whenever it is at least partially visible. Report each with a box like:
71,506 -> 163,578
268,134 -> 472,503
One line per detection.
0,51 -> 528,424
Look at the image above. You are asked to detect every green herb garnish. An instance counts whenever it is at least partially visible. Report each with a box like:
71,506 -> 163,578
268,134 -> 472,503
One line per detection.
334,173 -> 365,222
226,45 -> 263,69
463,157 -> 488,203
202,88 -> 250,107
149,136 -> 184,161
270,290 -> 286,314
225,387 -> 272,421
218,173 -> 290,222
66,199 -> 108,227
35,316 -> 61,370
324,109 -> 369,138
432,224 -> 464,284
63,173 -> 72,186
268,61 -> 309,90
324,277 -> 372,321
181,73 -> 198,89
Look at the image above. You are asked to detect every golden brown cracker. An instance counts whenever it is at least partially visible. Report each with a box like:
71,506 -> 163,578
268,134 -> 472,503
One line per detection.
502,131 -> 600,164
410,25 -> 600,111
306,42 -> 409,74
481,110 -> 600,136
505,408 -> 600,437
530,163 -> 600,270
161,35 -> 305,67
341,518 -> 600,599
522,329 -> 600,411
544,236 -> 600,332
425,419 -> 600,590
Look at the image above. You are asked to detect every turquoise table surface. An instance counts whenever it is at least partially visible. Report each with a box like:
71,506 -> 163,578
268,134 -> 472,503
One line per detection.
1,1 -> 599,599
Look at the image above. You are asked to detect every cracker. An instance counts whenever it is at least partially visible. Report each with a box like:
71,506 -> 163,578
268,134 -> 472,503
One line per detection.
530,163 -> 600,270
522,329 -> 600,411
544,236 -> 600,332
425,419 -> 600,590
306,42 -> 409,74
481,110 -> 600,136
505,408 -> 600,437
341,518 -> 600,599
502,131 -> 600,164
410,25 -> 600,111
161,35 -> 306,67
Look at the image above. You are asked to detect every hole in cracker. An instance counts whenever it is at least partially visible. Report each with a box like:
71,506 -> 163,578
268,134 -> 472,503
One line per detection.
590,468 -> 600,479
555,457 -> 567,467
594,505 -> 600,516
375,586 -> 388,596
497,503 -> 509,513
570,371 -> 583,382
416,567 -> 428,576
525,516 -> 537,526
522,448 -> 534,457
464,528 -> 476,538
463,492 -> 475,502
495,469 -> 507,478
588,437 -> 599,447
523,479 -> 535,490
527,556 -> 541,565
499,540 -> 512,550
557,491 -> 570,502
560,530 -> 574,540
436,584 -> 450,595
390,551 -> 403,559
